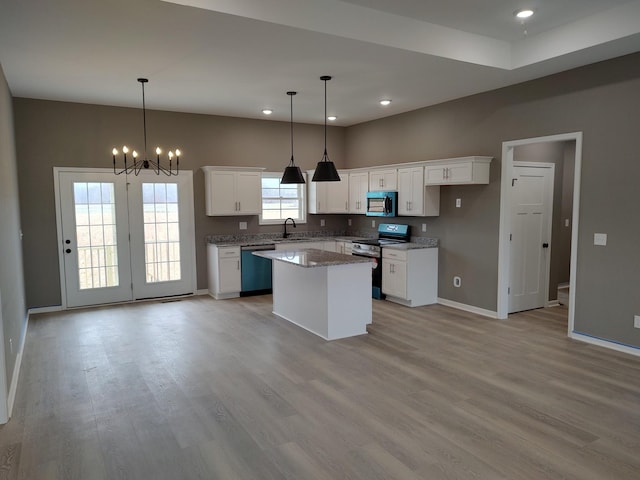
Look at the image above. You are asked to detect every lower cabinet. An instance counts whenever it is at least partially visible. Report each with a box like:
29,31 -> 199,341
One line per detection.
208,245 -> 241,299
335,241 -> 353,255
382,247 -> 438,307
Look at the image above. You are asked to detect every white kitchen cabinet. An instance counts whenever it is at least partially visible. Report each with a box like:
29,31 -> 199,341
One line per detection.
348,171 -> 369,214
307,170 -> 349,213
369,169 -> 397,191
202,166 -> 263,216
208,245 -> 241,299
382,247 -> 438,307
424,156 -> 492,185
335,241 -> 353,255
397,166 -> 440,216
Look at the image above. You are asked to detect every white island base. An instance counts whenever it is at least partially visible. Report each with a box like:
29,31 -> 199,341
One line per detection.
256,249 -> 373,340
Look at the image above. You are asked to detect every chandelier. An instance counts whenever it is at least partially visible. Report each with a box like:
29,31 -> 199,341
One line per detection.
111,78 -> 181,176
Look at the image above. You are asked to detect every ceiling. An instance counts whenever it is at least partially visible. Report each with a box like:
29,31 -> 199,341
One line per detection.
1,0 -> 640,126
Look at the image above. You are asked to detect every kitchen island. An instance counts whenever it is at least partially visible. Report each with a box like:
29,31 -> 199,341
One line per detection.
253,249 -> 373,340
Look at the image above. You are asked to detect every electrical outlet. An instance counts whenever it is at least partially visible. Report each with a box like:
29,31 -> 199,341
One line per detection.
422,223 -> 426,232
320,219 -> 325,227
371,220 -> 376,228
634,315 -> 640,328
239,221 -> 247,230
348,219 -> 352,226
594,233 -> 607,246
453,276 -> 462,288
456,198 -> 462,208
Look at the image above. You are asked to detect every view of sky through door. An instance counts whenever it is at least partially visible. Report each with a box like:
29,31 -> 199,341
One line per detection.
142,183 -> 181,283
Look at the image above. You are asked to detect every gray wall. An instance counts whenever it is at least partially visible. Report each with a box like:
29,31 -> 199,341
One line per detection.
513,141 -> 574,301
0,63 -> 27,397
12,99 -> 346,307
346,52 -> 640,347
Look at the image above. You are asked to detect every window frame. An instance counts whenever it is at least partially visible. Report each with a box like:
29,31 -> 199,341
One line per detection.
259,172 -> 307,225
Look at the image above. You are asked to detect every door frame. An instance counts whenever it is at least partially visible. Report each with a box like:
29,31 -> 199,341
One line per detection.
54,167 -> 197,309
497,132 -> 582,337
510,161 -> 555,312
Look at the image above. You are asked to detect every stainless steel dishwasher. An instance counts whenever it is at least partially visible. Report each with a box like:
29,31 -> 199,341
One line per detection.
240,244 -> 275,295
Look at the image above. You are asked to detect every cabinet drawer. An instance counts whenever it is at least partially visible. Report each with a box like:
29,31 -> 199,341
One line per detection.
382,249 -> 407,261
217,247 -> 240,258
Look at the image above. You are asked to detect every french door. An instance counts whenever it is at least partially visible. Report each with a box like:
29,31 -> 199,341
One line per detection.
56,168 -> 195,308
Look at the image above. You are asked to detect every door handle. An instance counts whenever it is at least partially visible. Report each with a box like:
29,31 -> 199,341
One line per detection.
542,243 -> 549,248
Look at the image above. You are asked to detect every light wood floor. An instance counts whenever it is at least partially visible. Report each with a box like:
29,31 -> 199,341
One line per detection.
1,296 -> 639,479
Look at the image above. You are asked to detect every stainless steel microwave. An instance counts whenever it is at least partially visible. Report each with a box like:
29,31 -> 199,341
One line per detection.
366,191 -> 397,217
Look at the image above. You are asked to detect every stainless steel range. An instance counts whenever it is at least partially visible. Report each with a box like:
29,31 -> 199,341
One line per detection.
352,223 -> 410,299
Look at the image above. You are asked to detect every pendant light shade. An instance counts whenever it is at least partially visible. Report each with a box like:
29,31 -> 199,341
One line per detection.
281,91 -> 306,184
312,76 -> 340,182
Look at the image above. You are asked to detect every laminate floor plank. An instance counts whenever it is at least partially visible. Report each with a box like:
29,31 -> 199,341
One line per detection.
1,298 -> 639,479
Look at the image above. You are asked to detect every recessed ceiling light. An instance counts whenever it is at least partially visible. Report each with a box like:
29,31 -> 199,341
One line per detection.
379,99 -> 392,106
327,116 -> 337,121
262,109 -> 273,115
515,9 -> 534,19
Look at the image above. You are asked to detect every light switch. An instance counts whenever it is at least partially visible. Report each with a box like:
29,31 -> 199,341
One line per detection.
422,223 -> 427,232
594,233 -> 607,246
456,198 -> 462,208
348,219 -> 352,226
320,219 -> 325,227
371,220 -> 376,228
564,219 -> 570,227
239,221 -> 247,230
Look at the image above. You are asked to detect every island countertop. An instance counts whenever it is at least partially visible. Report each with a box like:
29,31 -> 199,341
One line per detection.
253,248 -> 372,268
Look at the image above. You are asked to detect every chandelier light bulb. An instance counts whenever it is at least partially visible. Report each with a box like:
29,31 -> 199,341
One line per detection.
132,150 -> 138,158
175,149 -> 181,157
168,151 -> 174,159
112,148 -> 118,155
122,146 -> 129,154
155,147 -> 162,155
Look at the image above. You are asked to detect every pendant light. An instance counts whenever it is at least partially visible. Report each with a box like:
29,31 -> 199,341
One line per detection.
111,78 -> 181,176
281,91 -> 306,184
312,76 -> 340,182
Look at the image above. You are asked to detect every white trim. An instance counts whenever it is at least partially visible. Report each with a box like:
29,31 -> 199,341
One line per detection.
437,298 -> 499,319
497,132 -> 582,339
7,313 -> 28,418
28,305 -> 63,315
546,301 -> 561,308
569,332 -> 640,358
195,289 -> 209,296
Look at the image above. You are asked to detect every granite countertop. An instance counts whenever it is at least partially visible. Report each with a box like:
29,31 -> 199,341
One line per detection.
207,235 -> 373,247
253,248 -> 373,268
384,239 -> 439,250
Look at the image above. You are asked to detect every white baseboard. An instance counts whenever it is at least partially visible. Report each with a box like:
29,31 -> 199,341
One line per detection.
28,305 -> 62,315
195,289 -> 209,296
7,313 -> 29,417
437,298 -> 499,319
569,331 -> 640,358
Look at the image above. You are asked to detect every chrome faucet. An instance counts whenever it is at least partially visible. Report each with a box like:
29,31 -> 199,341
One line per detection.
283,217 -> 296,238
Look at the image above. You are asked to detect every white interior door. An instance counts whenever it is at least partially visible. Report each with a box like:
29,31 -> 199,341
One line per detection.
509,163 -> 554,313
57,169 -> 195,308
127,171 -> 196,300
58,171 -> 133,307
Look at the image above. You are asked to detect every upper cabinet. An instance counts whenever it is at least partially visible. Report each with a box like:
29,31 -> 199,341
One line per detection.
369,168 -> 397,191
202,166 -> 264,216
348,171 -> 369,214
307,170 -> 349,214
397,166 -> 440,217
424,156 -> 492,185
